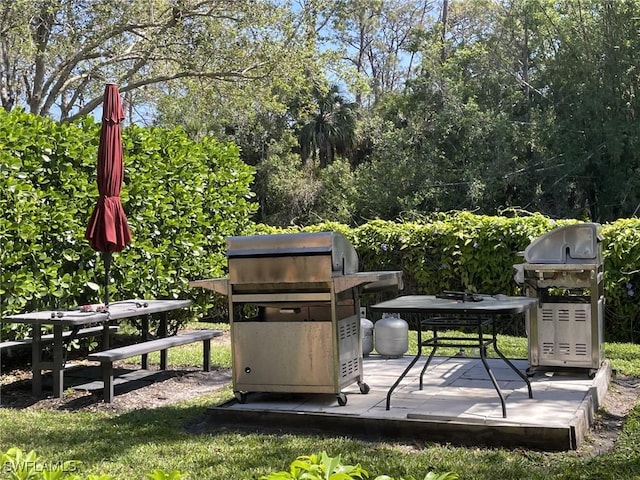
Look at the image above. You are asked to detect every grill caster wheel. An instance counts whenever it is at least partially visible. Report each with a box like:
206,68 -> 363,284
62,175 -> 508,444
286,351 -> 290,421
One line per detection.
234,391 -> 247,404
359,382 -> 370,394
337,393 -> 347,406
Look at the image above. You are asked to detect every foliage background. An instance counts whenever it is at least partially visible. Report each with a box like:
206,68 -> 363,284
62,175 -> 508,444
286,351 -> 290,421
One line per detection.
3,1 -> 640,226
0,108 -> 256,337
2,110 -> 639,342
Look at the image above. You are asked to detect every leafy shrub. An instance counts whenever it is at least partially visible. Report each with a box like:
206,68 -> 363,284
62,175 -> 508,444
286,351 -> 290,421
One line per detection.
349,212 -> 559,297
259,451 -> 458,480
304,214 -> 640,341
601,218 -> 640,342
0,108 -> 256,337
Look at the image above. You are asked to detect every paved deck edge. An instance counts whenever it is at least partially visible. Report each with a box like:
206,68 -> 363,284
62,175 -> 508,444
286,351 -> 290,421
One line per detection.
202,360 -> 613,452
568,360 -> 612,449
204,403 -> 575,451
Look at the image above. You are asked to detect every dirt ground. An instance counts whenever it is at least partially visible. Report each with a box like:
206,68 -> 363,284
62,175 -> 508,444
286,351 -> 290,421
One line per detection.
580,374 -> 639,454
0,330 -> 638,457
0,330 -> 233,413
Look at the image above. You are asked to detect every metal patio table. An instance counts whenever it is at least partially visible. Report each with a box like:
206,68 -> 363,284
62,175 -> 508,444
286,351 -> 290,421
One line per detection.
370,294 -> 538,417
2,299 -> 191,398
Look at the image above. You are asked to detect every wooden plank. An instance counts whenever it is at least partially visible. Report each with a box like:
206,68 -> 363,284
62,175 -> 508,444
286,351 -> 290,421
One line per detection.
88,330 -> 222,362
91,329 -> 223,403
0,325 -> 118,350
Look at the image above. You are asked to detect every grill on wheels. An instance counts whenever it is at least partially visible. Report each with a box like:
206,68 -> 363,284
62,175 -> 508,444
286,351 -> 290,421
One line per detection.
190,231 -> 403,405
514,223 -> 604,374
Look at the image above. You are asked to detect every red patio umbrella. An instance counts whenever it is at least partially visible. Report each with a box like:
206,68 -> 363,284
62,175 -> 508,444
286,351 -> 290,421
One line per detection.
85,83 -> 132,306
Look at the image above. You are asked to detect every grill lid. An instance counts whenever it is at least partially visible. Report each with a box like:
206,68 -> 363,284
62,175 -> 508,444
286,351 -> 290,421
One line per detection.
226,231 -> 358,275
189,231 -> 403,298
523,223 -> 602,264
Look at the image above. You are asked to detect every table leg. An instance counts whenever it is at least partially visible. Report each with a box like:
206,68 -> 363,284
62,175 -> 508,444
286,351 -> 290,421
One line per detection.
478,325 -> 507,418
31,325 -> 42,395
52,325 -> 64,398
419,328 -> 439,389
417,317 -> 514,418
386,327 -> 422,410
492,320 -> 533,398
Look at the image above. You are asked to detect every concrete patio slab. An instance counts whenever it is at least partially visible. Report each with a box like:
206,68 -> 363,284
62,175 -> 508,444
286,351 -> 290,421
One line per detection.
202,354 -> 612,451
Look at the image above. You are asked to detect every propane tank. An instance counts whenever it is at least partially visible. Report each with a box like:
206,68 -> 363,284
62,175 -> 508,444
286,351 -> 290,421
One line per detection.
374,313 -> 408,358
360,317 -> 374,357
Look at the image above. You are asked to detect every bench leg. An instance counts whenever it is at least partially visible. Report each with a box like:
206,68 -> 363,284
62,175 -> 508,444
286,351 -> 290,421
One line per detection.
160,349 -> 167,370
203,339 -> 211,372
141,315 -> 149,369
159,312 -> 169,370
102,362 -> 114,403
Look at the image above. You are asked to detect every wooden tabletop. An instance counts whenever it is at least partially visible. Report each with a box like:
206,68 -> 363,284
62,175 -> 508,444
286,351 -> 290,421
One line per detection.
2,299 -> 192,326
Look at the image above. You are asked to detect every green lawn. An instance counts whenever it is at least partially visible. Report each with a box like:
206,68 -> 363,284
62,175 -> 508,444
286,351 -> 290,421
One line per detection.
1,322 -> 639,480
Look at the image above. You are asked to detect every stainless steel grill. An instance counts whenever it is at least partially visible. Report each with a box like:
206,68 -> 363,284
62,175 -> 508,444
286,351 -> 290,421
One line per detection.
514,223 -> 604,374
190,232 -> 403,405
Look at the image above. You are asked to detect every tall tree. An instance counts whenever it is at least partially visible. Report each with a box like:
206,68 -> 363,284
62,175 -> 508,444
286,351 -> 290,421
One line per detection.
0,0 -> 301,122
532,0 -> 640,221
350,0 -> 562,220
297,83 -> 357,168
326,0 -> 433,107
153,0 -> 332,166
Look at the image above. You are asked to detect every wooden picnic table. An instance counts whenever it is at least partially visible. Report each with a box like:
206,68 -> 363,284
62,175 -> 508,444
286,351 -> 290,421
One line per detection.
2,299 -> 192,398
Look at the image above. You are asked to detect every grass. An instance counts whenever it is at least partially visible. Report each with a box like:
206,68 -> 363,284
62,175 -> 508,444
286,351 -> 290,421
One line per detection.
1,321 -> 640,479
140,321 -> 231,368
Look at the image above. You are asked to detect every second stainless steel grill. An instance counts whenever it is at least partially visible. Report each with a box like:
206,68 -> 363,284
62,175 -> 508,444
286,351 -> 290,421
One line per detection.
514,223 -> 604,374
190,232 -> 403,405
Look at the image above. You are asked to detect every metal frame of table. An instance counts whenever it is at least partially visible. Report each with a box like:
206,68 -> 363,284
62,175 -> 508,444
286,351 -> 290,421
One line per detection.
370,295 -> 538,417
2,299 -> 192,398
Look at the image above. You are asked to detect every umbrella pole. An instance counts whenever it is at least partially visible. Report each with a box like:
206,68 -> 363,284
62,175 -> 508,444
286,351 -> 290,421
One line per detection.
103,251 -> 112,306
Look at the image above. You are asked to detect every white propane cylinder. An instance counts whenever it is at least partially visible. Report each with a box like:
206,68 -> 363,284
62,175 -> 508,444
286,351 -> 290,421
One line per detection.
374,314 -> 408,358
360,318 -> 374,357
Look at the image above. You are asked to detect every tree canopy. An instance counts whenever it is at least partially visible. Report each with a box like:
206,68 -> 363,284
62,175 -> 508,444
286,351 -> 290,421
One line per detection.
2,0 -> 639,224
0,0 -> 302,121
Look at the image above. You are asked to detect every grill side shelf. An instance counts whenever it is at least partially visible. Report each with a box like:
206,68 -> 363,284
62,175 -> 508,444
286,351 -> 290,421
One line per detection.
522,263 -> 603,288
188,278 -> 229,295
333,271 -> 403,294
522,263 -> 600,271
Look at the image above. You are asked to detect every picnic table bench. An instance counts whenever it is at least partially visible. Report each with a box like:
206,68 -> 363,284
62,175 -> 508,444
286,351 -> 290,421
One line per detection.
0,325 -> 119,355
88,329 -> 223,402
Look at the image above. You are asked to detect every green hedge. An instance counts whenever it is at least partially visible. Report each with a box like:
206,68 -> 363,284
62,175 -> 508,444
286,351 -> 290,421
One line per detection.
2,109 -> 639,343
298,214 -> 640,343
0,108 -> 256,337
601,219 -> 640,342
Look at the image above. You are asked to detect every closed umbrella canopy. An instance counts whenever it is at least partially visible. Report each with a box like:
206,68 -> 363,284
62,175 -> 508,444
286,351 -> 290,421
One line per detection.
86,84 -> 132,304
